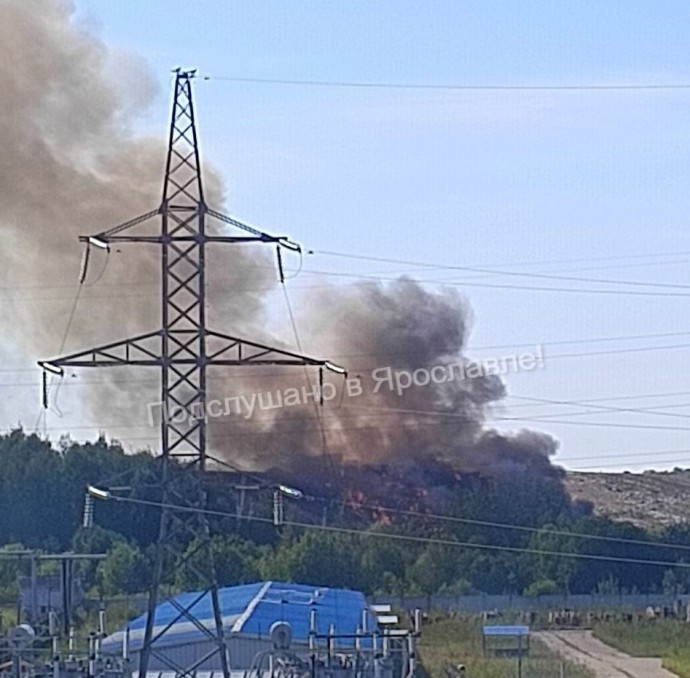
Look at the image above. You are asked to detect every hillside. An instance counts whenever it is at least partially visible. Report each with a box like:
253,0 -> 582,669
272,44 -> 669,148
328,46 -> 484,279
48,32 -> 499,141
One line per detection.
565,470 -> 690,529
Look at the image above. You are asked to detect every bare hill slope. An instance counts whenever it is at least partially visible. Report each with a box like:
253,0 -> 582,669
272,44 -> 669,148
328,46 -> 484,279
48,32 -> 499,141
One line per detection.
565,470 -> 690,529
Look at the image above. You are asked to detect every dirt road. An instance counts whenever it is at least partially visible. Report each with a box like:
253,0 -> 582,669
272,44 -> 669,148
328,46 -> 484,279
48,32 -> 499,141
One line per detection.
534,629 -> 677,677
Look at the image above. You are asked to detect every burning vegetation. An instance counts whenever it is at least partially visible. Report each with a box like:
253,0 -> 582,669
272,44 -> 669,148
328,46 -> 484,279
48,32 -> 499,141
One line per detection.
2,1 -> 564,509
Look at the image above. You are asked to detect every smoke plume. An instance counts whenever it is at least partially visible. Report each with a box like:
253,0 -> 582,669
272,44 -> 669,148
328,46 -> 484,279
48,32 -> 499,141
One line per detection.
1,1 -> 560,482
0,0 -> 274,426
216,280 -> 558,480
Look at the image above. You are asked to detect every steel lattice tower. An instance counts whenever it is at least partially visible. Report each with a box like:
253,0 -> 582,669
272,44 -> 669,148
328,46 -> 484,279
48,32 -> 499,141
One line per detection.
39,69 -> 342,678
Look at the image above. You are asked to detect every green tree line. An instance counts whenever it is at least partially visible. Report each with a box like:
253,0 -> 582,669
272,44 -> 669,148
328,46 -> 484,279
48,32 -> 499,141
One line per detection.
2,429 -> 690,598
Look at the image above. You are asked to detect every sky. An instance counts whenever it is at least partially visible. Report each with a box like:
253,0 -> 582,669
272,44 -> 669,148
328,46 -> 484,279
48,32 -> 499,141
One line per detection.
7,0 -> 690,472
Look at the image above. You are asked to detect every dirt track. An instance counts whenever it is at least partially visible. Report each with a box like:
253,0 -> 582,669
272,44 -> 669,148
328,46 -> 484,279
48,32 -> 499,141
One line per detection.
534,629 -> 677,677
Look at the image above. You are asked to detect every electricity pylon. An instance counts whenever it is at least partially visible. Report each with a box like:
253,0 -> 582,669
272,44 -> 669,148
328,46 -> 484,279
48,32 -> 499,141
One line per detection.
39,69 -> 343,678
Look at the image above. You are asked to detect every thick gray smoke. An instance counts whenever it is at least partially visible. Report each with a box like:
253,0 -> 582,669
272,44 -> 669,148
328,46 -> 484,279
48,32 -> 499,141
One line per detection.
2,1 -> 559,479
0,0 -> 274,427
215,280 -> 559,478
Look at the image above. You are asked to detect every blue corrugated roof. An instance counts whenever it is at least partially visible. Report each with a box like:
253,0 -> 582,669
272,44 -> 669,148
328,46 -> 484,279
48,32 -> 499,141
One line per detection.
126,582 -> 265,633
239,582 -> 376,641
103,581 -> 378,653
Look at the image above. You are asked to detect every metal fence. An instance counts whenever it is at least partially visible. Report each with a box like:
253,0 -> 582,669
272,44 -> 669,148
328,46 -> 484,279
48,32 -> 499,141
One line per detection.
371,592 -> 690,613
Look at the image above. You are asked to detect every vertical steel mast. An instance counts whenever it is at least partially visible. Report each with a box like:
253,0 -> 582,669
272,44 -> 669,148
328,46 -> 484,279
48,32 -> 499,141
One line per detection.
159,69 -> 207,471
39,69 -> 343,678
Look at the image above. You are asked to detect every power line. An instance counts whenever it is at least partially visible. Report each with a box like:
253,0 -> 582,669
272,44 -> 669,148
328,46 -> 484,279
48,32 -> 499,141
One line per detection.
568,458 -> 690,470
519,402 -> 690,422
560,448 -> 690,464
339,403 -> 690,432
9,408 -> 690,439
281,282 -> 338,482
8,426 -> 690,472
4,248 -> 690,292
505,389 -> 690,408
6,263 -> 690,303
343,500 -> 690,552
6,340 -> 690,388
568,462 -> 687,472
316,250 -> 690,292
291,266 -> 690,298
506,416 -> 690,432
10,377 -> 690,436
8,412 -> 690,468
106,493 -> 690,570
507,394 -> 690,423
10,274 -> 690,300
290,521 -> 690,569
7,405 -> 690,434
8,412 -> 690,466
12,388 -> 690,429
468,330 -> 690,353
203,75 -> 690,92
5,328 -> 690,374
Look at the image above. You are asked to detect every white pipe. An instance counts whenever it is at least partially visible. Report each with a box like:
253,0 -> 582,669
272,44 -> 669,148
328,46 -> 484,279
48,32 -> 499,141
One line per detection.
404,633 -> 417,678
68,625 -> 75,661
414,609 -> 423,635
328,623 -> 335,665
309,609 -> 317,650
88,633 -> 95,678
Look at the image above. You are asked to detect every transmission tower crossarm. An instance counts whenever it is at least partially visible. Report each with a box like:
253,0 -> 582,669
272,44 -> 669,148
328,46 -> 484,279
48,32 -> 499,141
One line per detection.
38,330 -> 343,373
97,234 -> 282,244
205,208 -> 269,237
78,209 -> 161,245
204,329 -> 340,367
38,331 -> 163,373
206,208 -> 302,251
77,207 -> 300,248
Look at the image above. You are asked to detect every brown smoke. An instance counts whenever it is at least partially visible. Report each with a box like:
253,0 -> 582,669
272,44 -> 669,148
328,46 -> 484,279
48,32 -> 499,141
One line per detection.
2,1 -> 560,481
0,0 -> 274,427
212,280 -> 559,479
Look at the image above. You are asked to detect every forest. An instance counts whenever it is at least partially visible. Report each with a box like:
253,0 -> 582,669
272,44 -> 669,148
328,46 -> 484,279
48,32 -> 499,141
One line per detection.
2,428 -> 690,599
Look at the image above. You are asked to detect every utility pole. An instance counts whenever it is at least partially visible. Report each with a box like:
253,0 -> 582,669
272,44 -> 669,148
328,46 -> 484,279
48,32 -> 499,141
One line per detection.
39,68 -> 344,678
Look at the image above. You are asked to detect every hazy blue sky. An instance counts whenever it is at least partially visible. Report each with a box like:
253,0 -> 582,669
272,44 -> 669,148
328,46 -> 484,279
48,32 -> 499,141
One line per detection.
23,2 -> 690,470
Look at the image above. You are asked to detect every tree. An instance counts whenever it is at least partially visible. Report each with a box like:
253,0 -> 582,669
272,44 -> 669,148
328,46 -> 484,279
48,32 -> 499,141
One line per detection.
524,525 -> 578,593
97,542 -> 151,595
0,430 -> 65,547
0,430 -> 158,551
360,532 -> 408,594
524,578 -> 559,597
73,525 -> 124,555
72,525 -> 125,591
261,532 -> 363,589
407,544 -> 458,596
0,543 -> 27,594
174,536 -> 260,590
662,566 -> 690,596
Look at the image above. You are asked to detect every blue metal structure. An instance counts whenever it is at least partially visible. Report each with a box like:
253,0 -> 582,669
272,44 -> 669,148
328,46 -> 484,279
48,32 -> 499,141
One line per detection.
102,582 -> 379,657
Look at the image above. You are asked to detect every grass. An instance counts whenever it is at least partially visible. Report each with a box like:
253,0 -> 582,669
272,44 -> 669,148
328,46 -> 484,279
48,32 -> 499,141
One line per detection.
418,615 -> 594,678
0,603 -> 17,632
79,596 -> 144,636
593,619 -> 690,678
